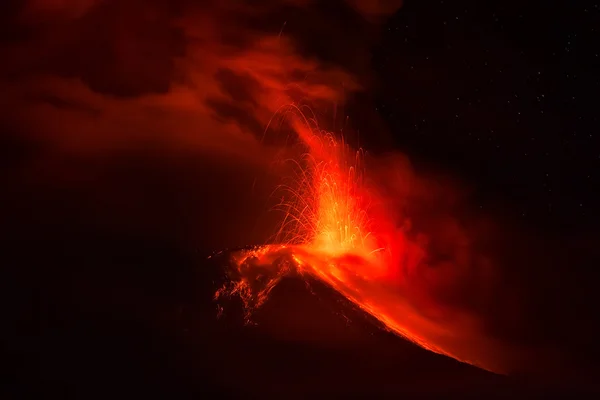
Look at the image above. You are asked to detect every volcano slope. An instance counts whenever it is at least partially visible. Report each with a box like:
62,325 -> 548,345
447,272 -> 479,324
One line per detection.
3,233 -> 584,398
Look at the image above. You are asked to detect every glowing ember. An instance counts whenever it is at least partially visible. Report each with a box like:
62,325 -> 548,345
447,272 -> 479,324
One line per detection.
215,106 -> 509,374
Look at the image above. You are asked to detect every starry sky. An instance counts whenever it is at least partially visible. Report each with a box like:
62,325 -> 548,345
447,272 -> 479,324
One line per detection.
372,0 -> 599,236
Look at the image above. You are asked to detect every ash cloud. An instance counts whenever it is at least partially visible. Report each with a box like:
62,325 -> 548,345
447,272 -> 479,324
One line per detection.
2,0 -> 400,154
1,0 -> 401,252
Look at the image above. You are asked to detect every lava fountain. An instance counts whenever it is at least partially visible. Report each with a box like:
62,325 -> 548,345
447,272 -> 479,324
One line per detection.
215,105 -> 513,375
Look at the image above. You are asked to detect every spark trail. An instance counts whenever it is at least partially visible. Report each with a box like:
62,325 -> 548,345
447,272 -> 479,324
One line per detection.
215,105 -> 510,374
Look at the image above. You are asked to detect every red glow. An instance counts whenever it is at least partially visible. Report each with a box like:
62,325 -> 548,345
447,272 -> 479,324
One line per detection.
215,106 -> 513,374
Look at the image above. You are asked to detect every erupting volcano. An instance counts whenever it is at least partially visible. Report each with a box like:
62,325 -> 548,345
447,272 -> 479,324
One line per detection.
5,0 -> 600,397
214,105 -> 511,374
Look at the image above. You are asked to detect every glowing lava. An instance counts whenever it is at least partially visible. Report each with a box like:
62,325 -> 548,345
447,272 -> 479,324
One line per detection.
215,106 -> 510,374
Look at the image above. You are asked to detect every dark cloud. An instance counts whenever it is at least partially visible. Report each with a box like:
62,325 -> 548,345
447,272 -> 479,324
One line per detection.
1,0 -> 397,158
29,92 -> 101,115
12,0 -> 185,97
205,97 -> 265,141
213,68 -> 264,106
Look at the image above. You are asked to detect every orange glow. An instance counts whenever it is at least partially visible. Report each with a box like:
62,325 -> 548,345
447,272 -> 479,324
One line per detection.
215,106 -> 513,375
270,107 -> 377,256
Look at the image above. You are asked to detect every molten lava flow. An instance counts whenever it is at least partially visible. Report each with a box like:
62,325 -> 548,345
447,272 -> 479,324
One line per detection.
215,106 -> 509,374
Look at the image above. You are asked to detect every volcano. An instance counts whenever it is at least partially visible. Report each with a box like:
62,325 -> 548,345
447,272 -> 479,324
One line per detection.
1,228 -> 589,398
207,250 -> 507,397
4,2 -> 600,397
167,250 -> 551,397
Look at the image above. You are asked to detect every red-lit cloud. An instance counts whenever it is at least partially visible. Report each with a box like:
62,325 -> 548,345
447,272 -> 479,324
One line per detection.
4,0 -> 402,158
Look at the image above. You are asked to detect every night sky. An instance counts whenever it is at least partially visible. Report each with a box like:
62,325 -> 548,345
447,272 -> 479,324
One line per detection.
372,4 -> 600,378
374,0 -> 599,235
2,0 -> 600,397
